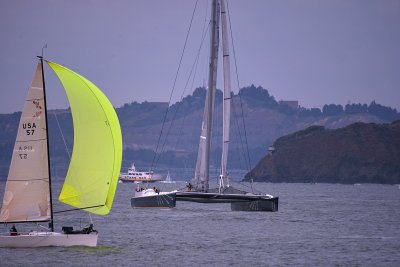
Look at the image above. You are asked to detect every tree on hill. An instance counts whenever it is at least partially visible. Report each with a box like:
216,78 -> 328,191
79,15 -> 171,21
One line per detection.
322,104 -> 344,116
368,101 -> 399,121
238,84 -> 278,108
345,103 -> 368,114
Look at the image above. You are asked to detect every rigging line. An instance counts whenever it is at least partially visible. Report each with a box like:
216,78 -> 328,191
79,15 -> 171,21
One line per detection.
231,93 -> 250,171
53,204 -> 105,214
155,21 -> 211,167
226,1 -> 252,172
88,213 -> 93,224
150,0 -> 199,172
154,28 -> 205,165
174,7 -> 211,150
231,179 -> 266,195
231,103 -> 247,170
53,111 -> 71,159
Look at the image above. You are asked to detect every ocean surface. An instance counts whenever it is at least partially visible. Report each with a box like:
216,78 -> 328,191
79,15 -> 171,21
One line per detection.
0,180 -> 399,266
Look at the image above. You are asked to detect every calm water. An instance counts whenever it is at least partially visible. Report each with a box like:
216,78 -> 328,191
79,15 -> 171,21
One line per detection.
0,181 -> 399,266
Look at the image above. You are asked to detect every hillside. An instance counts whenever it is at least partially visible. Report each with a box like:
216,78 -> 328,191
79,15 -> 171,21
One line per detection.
244,121 -> 400,184
0,85 -> 399,180
118,86 -> 396,167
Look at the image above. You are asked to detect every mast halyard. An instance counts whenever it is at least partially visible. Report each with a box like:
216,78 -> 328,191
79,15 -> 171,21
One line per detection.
193,0 -> 221,192
38,56 -> 54,232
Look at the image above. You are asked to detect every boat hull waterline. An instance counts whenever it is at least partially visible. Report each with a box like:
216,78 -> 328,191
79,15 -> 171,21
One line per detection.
176,192 -> 278,212
0,232 -> 98,248
119,177 -> 162,183
230,197 -> 279,212
131,189 -> 177,208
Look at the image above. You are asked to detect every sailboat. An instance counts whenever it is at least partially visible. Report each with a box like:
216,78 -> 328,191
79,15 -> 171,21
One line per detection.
161,171 -> 175,184
0,57 -> 122,247
130,186 -> 177,209
130,170 -> 177,208
175,0 -> 278,211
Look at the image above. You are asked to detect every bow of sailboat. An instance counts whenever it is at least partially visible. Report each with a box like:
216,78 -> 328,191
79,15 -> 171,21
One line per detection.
46,61 -> 122,215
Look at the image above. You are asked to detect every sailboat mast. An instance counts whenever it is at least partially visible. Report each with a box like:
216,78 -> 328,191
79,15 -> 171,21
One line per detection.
194,0 -> 221,192
205,0 -> 221,191
219,0 -> 231,189
38,56 -> 54,232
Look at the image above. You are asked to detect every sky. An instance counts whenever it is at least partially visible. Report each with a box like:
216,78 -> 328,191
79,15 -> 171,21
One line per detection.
0,0 -> 399,114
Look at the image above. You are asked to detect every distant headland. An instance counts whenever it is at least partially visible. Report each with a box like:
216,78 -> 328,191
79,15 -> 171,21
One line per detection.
245,121 -> 400,184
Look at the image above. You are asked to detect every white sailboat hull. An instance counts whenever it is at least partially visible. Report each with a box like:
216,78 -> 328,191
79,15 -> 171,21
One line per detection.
131,189 -> 177,208
0,231 -> 98,248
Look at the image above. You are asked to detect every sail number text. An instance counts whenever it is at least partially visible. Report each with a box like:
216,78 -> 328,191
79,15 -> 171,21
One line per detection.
17,145 -> 33,160
23,122 -> 36,136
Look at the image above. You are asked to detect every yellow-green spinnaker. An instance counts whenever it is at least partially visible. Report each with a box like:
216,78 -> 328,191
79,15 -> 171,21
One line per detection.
47,61 -> 122,215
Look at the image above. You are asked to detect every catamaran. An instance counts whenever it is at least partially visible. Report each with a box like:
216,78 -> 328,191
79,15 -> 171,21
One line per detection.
175,0 -> 279,211
129,0 -> 278,211
0,57 -> 122,247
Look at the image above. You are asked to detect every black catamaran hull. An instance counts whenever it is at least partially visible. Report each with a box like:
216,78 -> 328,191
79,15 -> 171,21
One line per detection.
176,192 -> 279,212
231,197 -> 279,212
131,193 -> 176,208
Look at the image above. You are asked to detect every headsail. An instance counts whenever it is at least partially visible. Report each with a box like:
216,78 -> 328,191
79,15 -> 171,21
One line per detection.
47,61 -> 122,215
0,62 -> 51,223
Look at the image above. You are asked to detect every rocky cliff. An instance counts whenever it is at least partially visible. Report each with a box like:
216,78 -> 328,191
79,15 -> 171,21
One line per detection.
245,121 -> 400,184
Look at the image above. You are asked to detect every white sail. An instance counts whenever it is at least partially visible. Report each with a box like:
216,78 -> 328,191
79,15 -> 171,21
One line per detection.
219,0 -> 231,189
193,0 -> 221,192
166,171 -> 172,182
0,62 -> 51,222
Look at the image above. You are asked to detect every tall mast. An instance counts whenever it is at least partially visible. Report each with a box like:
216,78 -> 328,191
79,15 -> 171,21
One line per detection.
219,0 -> 231,190
38,56 -> 54,232
204,0 -> 221,191
193,0 -> 221,192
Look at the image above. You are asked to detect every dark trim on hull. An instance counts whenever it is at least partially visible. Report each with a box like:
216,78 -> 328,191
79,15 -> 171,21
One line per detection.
176,192 -> 248,203
176,192 -> 278,208
231,197 -> 279,212
131,193 -> 176,208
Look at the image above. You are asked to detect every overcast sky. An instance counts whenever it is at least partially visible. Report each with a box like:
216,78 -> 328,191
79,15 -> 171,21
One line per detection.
0,0 -> 399,114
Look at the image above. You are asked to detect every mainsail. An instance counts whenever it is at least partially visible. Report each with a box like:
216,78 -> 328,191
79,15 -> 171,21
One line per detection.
47,61 -> 122,215
0,62 -> 51,223
193,0 -> 221,192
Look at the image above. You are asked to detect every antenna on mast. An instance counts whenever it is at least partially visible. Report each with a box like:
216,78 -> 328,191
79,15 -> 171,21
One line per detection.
41,44 -> 47,58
